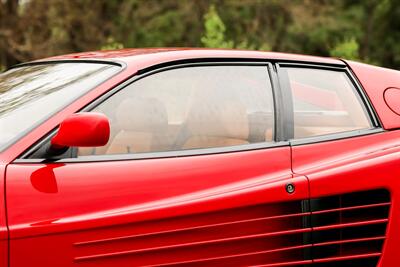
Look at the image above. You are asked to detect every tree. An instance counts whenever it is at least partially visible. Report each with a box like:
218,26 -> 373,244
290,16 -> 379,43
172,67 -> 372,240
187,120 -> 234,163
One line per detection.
0,0 -> 22,67
101,37 -> 124,50
330,38 -> 359,60
201,5 -> 233,49
1,1 -> 400,69
200,3 -> 270,50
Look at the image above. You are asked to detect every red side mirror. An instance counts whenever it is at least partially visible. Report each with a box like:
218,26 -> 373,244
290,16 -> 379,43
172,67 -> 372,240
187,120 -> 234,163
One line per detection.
51,112 -> 110,149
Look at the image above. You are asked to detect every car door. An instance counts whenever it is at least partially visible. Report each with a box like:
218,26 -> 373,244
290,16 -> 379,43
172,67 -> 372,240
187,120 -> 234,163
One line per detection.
280,63 -> 400,267
0,164 -> 8,267
6,62 -> 310,267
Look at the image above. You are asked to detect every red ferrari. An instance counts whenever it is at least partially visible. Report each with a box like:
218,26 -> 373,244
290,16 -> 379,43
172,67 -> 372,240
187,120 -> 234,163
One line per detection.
0,48 -> 399,267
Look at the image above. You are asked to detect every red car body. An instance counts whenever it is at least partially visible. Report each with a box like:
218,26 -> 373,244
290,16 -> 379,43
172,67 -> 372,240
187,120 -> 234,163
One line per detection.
1,48 -> 400,266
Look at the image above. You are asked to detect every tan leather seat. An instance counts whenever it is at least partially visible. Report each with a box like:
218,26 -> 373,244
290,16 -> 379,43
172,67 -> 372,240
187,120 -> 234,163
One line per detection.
106,97 -> 168,154
265,128 -> 273,141
182,100 -> 249,149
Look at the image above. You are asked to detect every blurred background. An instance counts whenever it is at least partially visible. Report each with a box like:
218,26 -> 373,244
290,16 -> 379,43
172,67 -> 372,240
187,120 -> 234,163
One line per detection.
0,0 -> 399,70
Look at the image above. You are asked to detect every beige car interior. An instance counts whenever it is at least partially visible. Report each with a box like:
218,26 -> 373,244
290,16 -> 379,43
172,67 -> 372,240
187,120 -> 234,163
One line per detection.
78,67 -> 370,157
78,98 -> 272,156
182,100 -> 250,149
105,97 -> 170,154
291,79 -> 371,139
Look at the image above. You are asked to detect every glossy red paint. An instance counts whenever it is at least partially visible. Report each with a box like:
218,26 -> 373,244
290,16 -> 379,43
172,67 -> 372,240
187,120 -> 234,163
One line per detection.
0,49 -> 399,266
346,60 -> 400,130
292,129 -> 400,266
0,164 -> 8,267
51,113 -> 110,148
383,88 -> 400,116
8,148 -> 303,266
45,48 -> 344,66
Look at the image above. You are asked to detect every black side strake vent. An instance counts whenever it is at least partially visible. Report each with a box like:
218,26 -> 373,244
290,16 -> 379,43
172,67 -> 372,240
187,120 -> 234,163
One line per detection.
308,189 -> 390,267
73,189 -> 390,267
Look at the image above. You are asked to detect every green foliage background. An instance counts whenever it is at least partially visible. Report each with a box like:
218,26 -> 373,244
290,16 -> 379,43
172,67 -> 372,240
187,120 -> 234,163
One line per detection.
0,0 -> 399,69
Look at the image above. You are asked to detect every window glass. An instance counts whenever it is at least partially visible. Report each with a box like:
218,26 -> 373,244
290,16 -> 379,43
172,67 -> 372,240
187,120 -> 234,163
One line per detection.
0,63 -> 119,151
78,65 -> 274,156
284,68 -> 372,139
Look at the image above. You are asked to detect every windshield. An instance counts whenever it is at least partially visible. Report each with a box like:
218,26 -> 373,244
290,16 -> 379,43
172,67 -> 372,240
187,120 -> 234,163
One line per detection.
0,62 -> 120,152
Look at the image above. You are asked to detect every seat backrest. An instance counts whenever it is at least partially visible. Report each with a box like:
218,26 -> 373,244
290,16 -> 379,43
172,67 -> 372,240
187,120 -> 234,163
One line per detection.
106,97 -> 168,154
182,100 -> 249,149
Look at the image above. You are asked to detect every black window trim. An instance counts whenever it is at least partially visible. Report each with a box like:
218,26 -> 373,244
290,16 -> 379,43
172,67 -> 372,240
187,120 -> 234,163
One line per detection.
9,59 -> 126,71
16,141 -> 290,164
290,128 -> 384,146
14,59 -> 384,164
16,60 -> 285,163
276,62 -> 383,146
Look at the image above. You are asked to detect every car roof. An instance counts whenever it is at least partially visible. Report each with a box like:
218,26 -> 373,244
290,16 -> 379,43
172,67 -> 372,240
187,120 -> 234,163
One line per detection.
39,48 -> 345,69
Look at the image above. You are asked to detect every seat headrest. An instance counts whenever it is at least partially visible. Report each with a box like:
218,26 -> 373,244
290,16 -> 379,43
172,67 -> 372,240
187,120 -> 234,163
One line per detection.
115,97 -> 168,132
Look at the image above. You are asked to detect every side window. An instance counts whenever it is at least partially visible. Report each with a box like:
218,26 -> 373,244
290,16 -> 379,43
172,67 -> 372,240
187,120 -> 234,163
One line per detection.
283,67 -> 373,139
78,65 -> 274,156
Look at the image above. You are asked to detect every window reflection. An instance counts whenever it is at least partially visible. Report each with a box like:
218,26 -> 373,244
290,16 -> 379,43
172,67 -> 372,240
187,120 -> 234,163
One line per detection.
78,65 -> 275,156
0,63 -> 119,151
284,68 -> 372,138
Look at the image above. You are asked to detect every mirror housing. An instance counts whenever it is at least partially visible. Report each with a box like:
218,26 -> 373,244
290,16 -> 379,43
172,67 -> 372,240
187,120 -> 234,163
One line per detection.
51,112 -> 110,150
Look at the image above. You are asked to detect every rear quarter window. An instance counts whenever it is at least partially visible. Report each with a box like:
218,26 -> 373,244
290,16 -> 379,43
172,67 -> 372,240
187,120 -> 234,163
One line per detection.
282,67 -> 373,139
